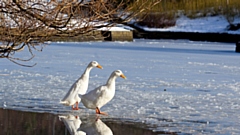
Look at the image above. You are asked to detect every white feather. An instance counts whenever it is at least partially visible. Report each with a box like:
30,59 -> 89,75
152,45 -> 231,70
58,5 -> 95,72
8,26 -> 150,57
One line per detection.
80,70 -> 126,111
60,61 -> 102,107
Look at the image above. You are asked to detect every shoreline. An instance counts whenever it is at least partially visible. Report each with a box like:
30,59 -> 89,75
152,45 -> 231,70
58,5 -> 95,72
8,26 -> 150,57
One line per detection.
0,108 -> 177,135
52,30 -> 240,44
129,23 -> 240,43
133,31 -> 240,43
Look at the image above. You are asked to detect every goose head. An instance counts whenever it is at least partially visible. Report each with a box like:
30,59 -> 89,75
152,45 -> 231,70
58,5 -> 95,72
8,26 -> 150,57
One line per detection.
89,61 -> 103,69
114,70 -> 126,79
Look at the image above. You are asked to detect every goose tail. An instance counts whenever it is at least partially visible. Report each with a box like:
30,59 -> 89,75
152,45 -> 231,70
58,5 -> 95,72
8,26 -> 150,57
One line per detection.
60,100 -> 69,106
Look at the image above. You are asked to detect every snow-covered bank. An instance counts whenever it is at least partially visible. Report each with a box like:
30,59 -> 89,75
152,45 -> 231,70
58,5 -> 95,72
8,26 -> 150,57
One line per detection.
140,16 -> 240,34
132,16 -> 240,43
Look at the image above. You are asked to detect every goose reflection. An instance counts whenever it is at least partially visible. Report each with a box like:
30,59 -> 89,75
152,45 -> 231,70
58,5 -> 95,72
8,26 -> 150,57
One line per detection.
59,114 -> 113,135
59,114 -> 86,135
81,116 -> 113,135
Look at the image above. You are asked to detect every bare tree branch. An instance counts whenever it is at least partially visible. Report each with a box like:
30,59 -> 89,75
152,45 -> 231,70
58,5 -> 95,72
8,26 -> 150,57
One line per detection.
0,0 -> 161,66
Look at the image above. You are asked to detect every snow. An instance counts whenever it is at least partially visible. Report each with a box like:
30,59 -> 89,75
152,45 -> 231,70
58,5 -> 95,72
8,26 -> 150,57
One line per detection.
98,26 -> 131,31
140,15 -> 240,34
1,15 -> 240,134
0,39 -> 240,134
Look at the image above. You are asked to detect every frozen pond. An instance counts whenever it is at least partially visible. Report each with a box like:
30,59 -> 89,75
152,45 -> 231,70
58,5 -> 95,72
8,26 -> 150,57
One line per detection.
0,39 -> 240,134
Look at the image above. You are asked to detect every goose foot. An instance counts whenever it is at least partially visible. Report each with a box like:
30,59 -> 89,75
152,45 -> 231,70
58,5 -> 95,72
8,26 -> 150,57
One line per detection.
96,107 -> 108,115
72,102 -> 79,110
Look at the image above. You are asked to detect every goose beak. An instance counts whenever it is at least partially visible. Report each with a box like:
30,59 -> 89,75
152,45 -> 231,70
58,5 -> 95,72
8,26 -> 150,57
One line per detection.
120,74 -> 127,79
97,64 -> 103,69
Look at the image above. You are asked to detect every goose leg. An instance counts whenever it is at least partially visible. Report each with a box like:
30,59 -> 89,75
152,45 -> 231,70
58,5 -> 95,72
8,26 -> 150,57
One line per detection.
72,102 -> 79,110
96,107 -> 108,115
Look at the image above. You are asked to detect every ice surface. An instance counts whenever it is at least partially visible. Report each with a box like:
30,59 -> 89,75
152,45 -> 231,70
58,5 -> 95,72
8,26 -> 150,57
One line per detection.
0,39 -> 240,134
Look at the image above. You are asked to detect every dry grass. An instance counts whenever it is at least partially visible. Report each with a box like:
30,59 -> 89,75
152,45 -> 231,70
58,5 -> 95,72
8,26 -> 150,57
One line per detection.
137,12 -> 176,28
132,0 -> 240,28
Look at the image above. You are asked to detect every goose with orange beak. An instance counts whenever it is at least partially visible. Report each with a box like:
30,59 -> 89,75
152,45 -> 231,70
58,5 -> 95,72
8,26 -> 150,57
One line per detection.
60,61 -> 103,110
79,70 -> 126,115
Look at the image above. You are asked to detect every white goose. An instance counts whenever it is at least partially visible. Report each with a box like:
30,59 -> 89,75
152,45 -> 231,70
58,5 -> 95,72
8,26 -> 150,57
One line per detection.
60,61 -> 103,110
79,70 -> 126,115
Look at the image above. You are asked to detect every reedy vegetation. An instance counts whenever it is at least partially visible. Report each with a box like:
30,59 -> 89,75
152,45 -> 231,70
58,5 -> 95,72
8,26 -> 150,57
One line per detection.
134,0 -> 240,28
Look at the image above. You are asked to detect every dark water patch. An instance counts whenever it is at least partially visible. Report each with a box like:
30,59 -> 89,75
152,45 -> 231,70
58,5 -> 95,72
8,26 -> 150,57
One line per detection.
0,108 -> 60,135
204,71 -> 218,74
189,113 -> 201,117
132,30 -> 240,43
169,106 -> 180,109
0,108 -> 163,135
181,119 -> 212,124
43,66 -> 51,69
102,117 -> 179,135
196,89 -> 211,92
0,108 -> 222,135
20,97 -> 44,101
12,104 -> 34,109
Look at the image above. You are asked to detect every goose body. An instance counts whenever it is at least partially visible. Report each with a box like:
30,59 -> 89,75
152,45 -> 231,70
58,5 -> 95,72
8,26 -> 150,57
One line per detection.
80,70 -> 126,115
60,61 -> 102,110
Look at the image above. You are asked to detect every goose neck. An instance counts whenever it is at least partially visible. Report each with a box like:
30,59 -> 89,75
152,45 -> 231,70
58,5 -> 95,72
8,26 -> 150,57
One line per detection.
83,66 -> 93,75
106,74 -> 117,86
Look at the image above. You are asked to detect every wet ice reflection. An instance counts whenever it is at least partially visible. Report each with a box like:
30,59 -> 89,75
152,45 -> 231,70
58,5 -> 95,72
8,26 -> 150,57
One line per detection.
59,114 -> 86,135
0,109 -> 159,135
59,114 -> 113,135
